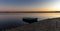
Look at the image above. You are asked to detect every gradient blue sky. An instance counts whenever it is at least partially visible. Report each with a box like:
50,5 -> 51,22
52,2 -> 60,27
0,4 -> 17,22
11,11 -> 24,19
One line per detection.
0,0 -> 59,11
0,0 -> 53,7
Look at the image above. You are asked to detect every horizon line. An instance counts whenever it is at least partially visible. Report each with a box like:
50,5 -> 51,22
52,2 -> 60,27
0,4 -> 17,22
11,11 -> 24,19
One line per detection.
0,11 -> 60,13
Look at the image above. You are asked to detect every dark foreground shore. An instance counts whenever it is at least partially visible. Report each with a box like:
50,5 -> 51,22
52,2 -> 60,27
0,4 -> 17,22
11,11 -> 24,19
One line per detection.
5,17 -> 60,31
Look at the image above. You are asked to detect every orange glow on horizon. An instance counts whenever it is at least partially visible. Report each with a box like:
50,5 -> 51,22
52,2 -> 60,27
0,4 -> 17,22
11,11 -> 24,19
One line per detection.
0,7 -> 60,12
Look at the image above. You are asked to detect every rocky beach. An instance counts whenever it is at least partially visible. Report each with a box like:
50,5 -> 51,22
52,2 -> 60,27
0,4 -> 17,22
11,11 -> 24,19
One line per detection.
5,17 -> 60,31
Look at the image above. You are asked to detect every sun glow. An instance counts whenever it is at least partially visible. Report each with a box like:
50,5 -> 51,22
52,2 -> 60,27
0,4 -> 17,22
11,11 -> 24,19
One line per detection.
52,1 -> 60,11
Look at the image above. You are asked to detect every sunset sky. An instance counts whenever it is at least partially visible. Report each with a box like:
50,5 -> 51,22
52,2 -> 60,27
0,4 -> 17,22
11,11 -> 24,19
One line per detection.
0,0 -> 60,11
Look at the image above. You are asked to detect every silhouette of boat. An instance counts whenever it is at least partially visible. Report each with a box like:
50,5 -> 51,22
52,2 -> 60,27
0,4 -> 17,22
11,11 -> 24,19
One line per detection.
23,17 -> 38,24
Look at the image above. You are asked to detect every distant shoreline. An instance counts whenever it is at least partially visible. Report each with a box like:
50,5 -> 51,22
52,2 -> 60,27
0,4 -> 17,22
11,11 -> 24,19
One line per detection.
0,11 -> 60,13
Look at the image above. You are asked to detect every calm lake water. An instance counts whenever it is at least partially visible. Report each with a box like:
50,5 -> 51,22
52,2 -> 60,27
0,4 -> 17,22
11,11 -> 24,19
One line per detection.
0,13 -> 60,29
0,13 -> 60,20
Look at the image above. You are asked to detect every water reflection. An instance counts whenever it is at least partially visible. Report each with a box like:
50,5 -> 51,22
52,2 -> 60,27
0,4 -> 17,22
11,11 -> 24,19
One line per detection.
0,13 -> 60,19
